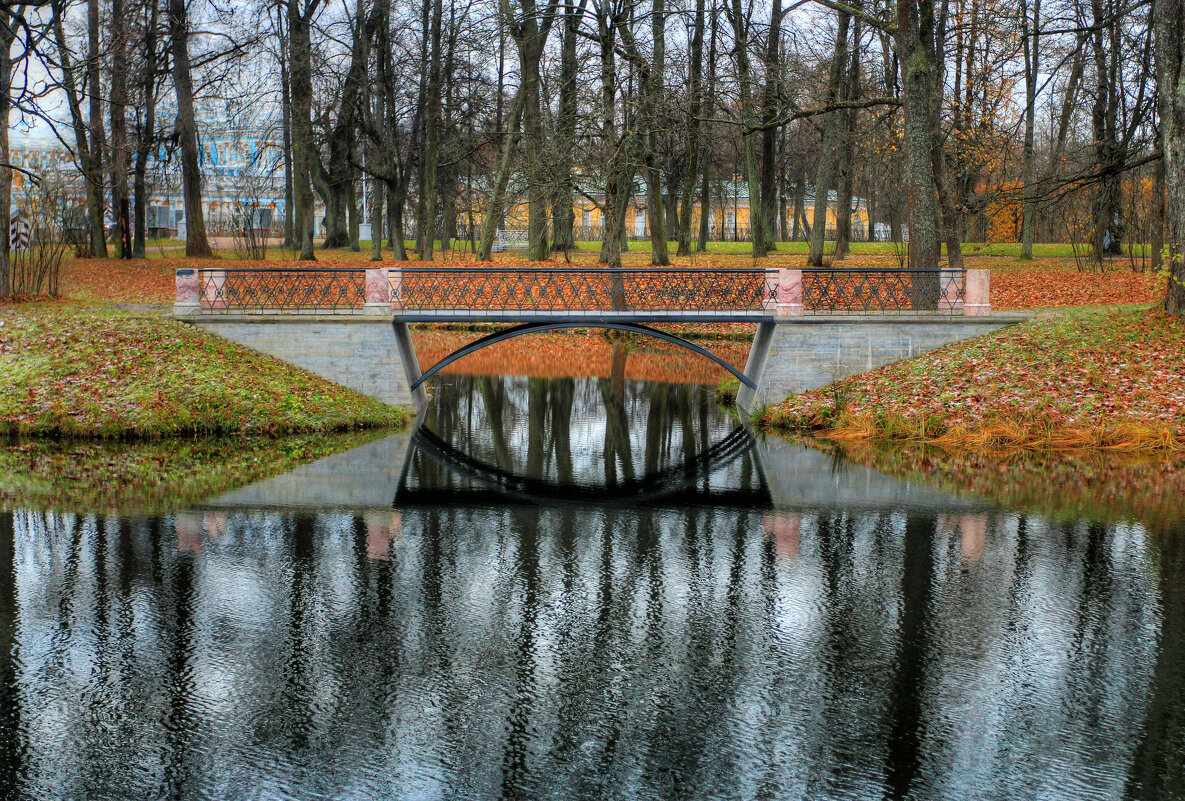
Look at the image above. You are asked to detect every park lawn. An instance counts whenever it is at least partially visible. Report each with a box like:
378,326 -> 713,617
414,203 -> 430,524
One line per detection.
761,305 -> 1185,453
0,303 -> 409,438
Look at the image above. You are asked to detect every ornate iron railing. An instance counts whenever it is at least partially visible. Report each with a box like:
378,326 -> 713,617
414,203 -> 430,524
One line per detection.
178,266 -> 971,317
195,268 -> 367,313
397,267 -> 773,315
801,268 -> 964,315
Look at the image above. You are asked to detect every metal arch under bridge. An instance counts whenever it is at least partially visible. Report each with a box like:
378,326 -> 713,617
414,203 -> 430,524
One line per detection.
402,319 -> 757,393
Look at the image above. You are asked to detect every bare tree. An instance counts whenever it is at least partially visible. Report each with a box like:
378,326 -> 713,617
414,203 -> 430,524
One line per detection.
168,0 -> 212,256
1158,0 -> 1185,315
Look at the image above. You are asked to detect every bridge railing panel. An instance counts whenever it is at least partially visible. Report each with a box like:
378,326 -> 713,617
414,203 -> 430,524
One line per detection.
183,268 -> 370,314
395,267 -> 775,315
800,268 -> 968,315
173,266 -> 987,317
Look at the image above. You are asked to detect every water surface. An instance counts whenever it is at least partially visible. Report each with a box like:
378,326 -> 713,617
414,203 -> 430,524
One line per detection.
0,374 -> 1182,800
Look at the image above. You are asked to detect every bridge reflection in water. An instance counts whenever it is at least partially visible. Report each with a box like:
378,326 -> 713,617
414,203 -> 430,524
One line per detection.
2,374 -> 1183,800
400,373 -> 770,509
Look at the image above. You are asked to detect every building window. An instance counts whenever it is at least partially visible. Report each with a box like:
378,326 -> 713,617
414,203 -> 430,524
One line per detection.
635,207 -> 646,238
582,208 -> 591,230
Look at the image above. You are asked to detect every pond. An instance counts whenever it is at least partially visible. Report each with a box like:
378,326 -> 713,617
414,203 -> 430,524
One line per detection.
0,372 -> 1182,800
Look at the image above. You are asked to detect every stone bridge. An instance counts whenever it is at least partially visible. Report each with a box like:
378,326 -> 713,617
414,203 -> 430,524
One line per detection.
173,265 -> 1026,412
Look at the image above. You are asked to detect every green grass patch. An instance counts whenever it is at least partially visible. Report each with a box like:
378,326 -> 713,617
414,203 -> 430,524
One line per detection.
0,303 -> 410,438
0,430 -> 392,515
715,377 -> 740,405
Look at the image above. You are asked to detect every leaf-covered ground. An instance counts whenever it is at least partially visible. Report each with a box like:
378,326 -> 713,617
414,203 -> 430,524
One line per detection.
0,304 -> 409,437
763,306 -> 1185,452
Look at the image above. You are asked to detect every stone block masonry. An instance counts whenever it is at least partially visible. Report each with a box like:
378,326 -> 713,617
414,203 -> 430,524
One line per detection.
737,313 -> 1030,412
183,315 -> 417,410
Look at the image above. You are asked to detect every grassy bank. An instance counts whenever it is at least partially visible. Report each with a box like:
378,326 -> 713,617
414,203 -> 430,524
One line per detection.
0,303 -> 409,438
762,305 -> 1185,453
800,439 -> 1185,533
0,430 -> 390,514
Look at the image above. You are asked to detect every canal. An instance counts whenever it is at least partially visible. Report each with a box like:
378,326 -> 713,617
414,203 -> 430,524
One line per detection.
0,372 -> 1182,800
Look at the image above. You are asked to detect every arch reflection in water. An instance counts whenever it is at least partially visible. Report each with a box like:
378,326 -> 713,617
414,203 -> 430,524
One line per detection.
399,374 -> 769,507
0,375 -> 1182,801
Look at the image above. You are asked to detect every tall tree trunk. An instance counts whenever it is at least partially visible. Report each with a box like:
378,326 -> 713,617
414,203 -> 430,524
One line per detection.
1019,0 -> 1040,259
523,46 -> 549,260
388,180 -> 409,260
1158,0 -> 1185,315
0,7 -> 14,295
110,0 -> 131,258
279,5 -> 295,247
696,7 -> 718,252
643,0 -> 669,265
550,0 -> 584,253
51,1 -> 106,260
87,0 -> 109,257
501,0 -> 558,261
834,17 -> 860,259
809,10 -> 850,265
676,0 -> 705,257
725,0 -> 767,257
596,5 -> 626,266
1153,141 -> 1166,272
1090,0 -> 1123,260
419,0 -> 443,259
369,89 -> 385,261
896,0 -> 943,276
759,0 -> 783,254
932,0 -> 962,271
479,88 -> 525,260
289,0 -> 320,260
791,161 -> 806,240
169,0 -> 211,257
131,0 -> 159,259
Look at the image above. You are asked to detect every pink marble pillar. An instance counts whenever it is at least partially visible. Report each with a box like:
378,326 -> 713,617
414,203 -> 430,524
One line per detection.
174,268 -> 200,315
963,268 -> 991,316
200,269 -> 227,311
776,267 -> 804,316
364,267 -> 391,314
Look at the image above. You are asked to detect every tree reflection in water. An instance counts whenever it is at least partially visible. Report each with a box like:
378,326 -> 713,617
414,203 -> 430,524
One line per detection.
0,372 -> 1181,800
